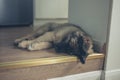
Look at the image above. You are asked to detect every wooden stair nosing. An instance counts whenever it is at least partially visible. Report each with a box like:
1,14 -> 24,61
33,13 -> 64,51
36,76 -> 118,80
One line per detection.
0,53 -> 104,70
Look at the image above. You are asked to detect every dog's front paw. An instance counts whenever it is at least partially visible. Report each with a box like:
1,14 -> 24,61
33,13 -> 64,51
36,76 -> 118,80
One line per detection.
14,38 -> 25,46
14,38 -> 22,43
14,39 -> 21,46
27,43 -> 34,51
18,40 -> 32,49
27,42 -> 52,51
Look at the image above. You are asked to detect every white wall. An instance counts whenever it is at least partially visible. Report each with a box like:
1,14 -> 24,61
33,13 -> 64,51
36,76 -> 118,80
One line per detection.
105,0 -> 120,79
35,0 -> 68,19
105,0 -> 120,71
69,0 -> 110,44
69,0 -> 120,80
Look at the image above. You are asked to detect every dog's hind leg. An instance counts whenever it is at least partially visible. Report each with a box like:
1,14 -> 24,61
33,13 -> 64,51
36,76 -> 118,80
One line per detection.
14,32 -> 38,46
14,23 -> 56,46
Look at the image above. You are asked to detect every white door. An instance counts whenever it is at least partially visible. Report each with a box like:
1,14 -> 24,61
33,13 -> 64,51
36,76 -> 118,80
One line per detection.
35,0 -> 68,19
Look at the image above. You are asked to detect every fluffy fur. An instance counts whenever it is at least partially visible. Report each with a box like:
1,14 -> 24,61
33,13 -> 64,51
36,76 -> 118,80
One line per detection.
14,22 -> 94,64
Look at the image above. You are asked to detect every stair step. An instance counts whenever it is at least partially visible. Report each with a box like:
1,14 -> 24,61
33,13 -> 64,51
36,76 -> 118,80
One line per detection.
0,53 -> 104,70
0,27 -> 104,80
0,54 -> 104,80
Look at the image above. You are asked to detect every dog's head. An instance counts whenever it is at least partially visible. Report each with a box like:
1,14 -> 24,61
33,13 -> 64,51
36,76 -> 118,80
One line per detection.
60,31 -> 93,64
54,31 -> 93,64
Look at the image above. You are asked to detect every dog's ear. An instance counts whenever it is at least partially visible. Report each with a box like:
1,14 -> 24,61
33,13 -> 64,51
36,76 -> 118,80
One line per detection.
77,52 -> 88,64
79,56 -> 86,64
82,53 -> 88,64
75,34 -> 89,64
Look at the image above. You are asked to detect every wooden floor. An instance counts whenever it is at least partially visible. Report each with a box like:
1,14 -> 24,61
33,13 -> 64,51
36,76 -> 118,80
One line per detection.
0,26 -> 104,80
0,26 -> 68,62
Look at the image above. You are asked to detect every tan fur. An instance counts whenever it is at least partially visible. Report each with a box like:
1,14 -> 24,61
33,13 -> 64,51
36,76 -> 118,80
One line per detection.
15,22 -> 94,54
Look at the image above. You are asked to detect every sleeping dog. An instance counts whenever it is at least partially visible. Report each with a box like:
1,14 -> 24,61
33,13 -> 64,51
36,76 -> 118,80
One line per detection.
14,22 -> 94,64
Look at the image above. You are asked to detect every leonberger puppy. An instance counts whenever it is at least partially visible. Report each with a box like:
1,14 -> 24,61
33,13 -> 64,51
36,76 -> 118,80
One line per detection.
14,22 -> 94,64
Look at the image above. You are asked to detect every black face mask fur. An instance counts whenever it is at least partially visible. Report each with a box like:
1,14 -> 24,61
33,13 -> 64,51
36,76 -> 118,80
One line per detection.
53,31 -> 89,64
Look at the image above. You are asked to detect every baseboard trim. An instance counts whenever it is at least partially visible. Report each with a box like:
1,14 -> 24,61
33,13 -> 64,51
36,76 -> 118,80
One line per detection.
105,69 -> 120,80
35,18 -> 68,20
48,70 -> 102,80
